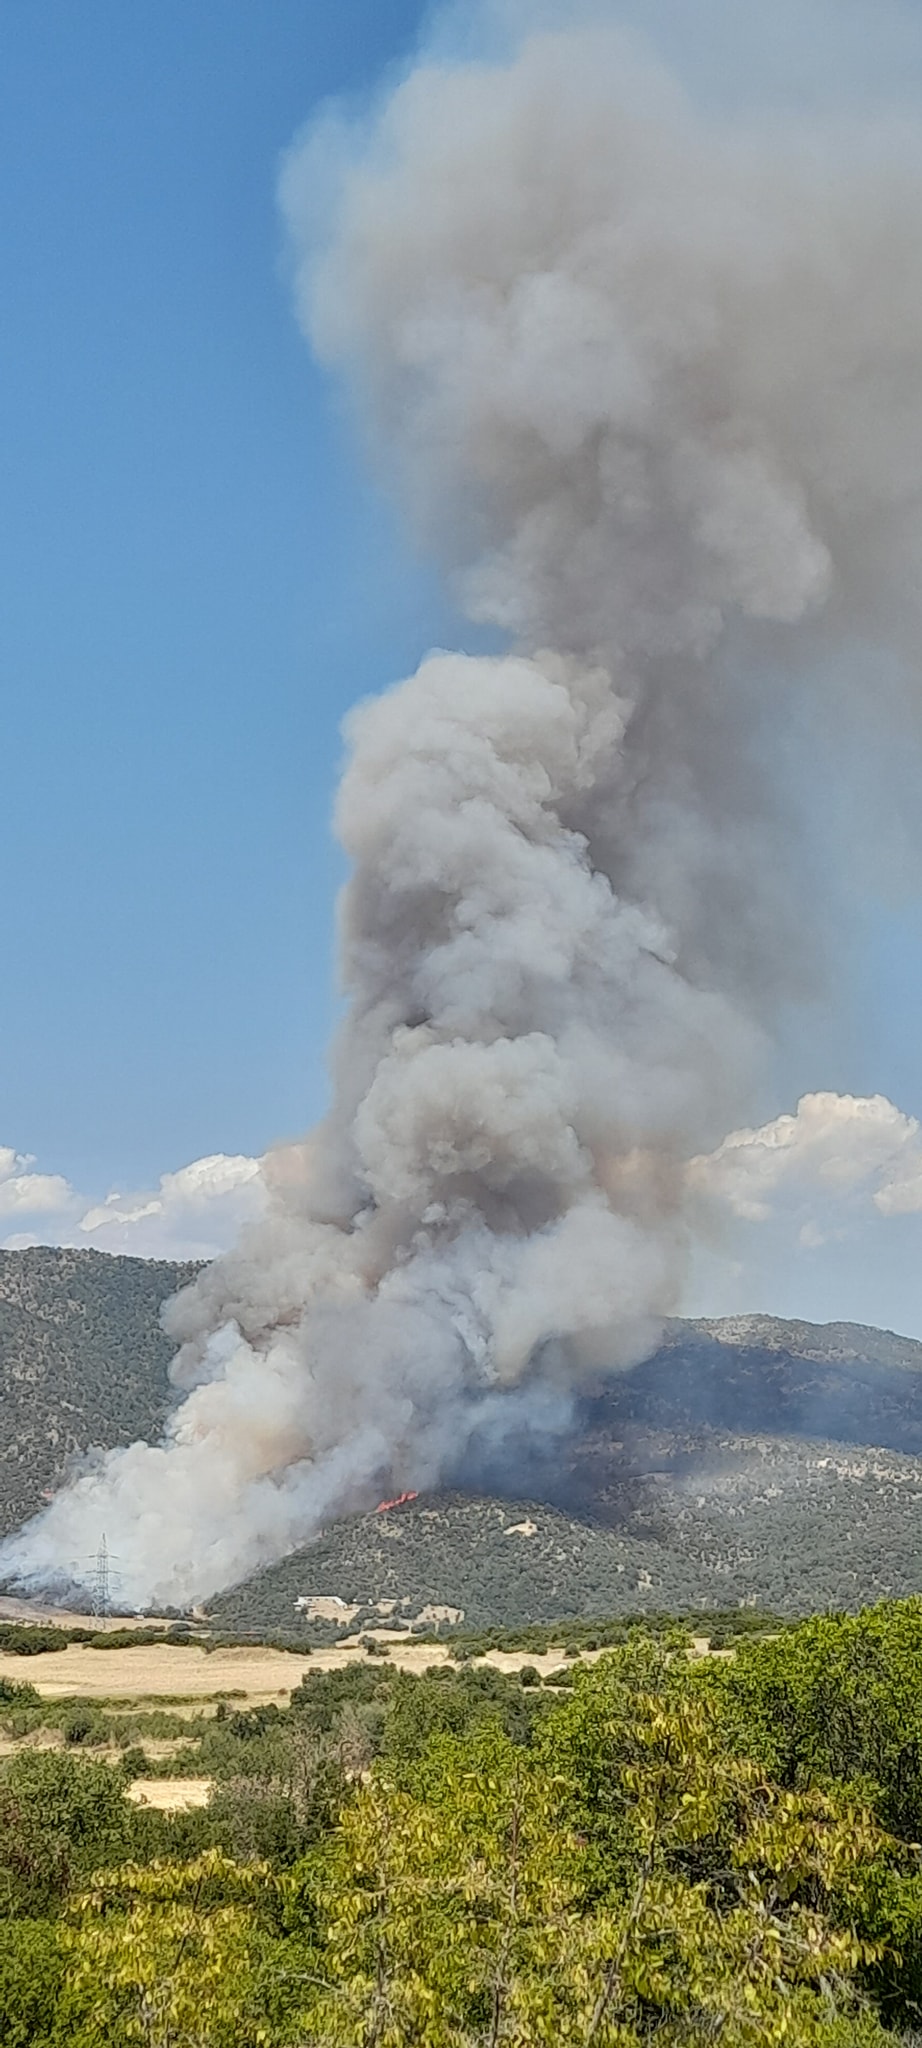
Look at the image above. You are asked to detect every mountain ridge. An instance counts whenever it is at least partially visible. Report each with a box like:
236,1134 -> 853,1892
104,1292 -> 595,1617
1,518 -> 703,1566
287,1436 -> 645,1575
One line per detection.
672,1313 -> 922,1371
2,1246 -> 922,1618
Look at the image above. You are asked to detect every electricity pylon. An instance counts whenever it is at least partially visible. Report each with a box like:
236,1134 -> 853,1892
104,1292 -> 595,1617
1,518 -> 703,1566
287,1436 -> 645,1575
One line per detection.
91,1534 -> 111,1618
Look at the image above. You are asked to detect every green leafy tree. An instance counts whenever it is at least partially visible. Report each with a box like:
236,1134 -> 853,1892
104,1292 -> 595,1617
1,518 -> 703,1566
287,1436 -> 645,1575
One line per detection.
0,1755 -> 132,1919
0,1917 -> 64,2047
58,1848 -> 303,2048
695,1601 -> 922,1837
308,1704 -> 893,2046
382,1667 -> 539,1774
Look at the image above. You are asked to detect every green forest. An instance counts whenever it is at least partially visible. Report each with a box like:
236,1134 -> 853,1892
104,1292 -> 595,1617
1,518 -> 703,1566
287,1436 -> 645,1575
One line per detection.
213,1456 -> 922,1633
7,1601 -> 922,2042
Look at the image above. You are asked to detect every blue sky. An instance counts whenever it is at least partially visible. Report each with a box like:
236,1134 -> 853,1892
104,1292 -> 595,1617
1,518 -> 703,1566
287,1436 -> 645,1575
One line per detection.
3,1 -> 922,1335
1,0 -> 448,1190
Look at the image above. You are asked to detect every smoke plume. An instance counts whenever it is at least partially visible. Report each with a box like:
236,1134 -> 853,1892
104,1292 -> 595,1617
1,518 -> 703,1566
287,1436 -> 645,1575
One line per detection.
6,4 -> 922,1606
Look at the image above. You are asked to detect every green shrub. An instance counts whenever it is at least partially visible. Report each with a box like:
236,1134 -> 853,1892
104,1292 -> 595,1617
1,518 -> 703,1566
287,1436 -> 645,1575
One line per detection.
119,1746 -> 149,1781
0,1752 -> 132,1915
0,1625 -> 68,1656
0,1917 -> 64,2047
62,1706 -> 104,1748
0,1677 -> 40,1708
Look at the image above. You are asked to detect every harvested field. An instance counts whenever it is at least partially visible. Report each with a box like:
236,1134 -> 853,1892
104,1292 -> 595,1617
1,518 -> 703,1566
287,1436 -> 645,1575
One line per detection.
128,1777 -> 213,1811
0,1634 -> 602,1704
0,1642 -> 306,1702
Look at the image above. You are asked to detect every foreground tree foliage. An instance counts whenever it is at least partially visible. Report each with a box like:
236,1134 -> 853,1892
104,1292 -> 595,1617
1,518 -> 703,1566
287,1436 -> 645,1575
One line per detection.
8,1601 -> 922,2042
310,1707 -> 892,2046
58,1850 -> 302,2048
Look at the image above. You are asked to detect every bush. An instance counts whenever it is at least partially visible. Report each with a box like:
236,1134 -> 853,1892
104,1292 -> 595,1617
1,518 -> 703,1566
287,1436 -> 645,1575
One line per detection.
0,1752 -> 132,1914
290,1665 -> 387,1728
0,1624 -> 68,1656
0,1918 -> 64,2048
119,1747 -> 150,1781
62,1706 -> 104,1748
0,1676 -> 40,1707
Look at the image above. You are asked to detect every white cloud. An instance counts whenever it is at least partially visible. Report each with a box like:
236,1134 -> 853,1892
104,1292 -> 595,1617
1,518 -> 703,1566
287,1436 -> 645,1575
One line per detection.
1,1148 -> 267,1260
3,1092 -> 920,1277
0,1149 -> 75,1220
76,1153 -> 267,1260
689,1091 -> 922,1237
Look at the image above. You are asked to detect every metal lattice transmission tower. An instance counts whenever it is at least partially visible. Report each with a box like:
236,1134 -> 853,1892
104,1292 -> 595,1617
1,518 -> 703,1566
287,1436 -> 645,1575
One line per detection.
92,1534 -> 111,1619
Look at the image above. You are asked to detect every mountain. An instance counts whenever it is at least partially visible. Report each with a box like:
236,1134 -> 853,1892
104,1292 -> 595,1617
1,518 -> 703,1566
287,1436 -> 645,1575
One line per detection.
2,1246 -> 922,1622
213,1314 -> 922,1631
211,1433 -> 922,1633
0,1247 -> 197,1538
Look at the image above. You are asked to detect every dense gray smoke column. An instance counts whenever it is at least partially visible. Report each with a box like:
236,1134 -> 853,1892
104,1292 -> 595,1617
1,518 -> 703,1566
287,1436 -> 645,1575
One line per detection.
5,7 -> 922,1606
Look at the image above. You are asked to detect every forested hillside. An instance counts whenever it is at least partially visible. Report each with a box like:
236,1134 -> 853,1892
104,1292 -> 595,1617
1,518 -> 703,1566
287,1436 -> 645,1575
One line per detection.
213,1432 -> 922,1631
0,1249 -> 197,1536
217,1313 -> 922,1629
4,1248 -> 922,1623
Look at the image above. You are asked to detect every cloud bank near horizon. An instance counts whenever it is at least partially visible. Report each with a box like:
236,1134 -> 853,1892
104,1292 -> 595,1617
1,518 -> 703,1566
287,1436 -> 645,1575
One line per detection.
5,1087 -> 922,1290
0,1148 -> 267,1262
690,1091 -> 922,1241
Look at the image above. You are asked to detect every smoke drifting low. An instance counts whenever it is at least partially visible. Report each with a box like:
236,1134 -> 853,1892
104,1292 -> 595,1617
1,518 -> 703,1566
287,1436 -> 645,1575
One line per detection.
7,5 -> 922,1606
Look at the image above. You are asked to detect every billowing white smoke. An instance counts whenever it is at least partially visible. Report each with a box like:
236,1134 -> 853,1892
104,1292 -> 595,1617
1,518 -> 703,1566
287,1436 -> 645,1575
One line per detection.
6,7 -> 922,1607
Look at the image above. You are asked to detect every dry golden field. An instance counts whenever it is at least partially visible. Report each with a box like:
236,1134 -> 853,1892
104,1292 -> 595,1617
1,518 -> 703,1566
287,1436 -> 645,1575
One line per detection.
0,1632 -> 630,1705
128,1777 -> 213,1811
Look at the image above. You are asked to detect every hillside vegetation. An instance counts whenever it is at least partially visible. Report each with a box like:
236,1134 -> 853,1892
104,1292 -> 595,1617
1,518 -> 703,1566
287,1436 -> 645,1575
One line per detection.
0,1248 -> 197,1537
213,1432 -> 922,1632
218,1314 -> 922,1630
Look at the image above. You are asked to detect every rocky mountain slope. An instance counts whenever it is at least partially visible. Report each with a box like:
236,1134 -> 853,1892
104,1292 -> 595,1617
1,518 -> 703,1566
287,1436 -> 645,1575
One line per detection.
0,1247 -> 197,1537
2,1247 -> 922,1621
216,1313 -> 922,1631
212,1433 -> 922,1632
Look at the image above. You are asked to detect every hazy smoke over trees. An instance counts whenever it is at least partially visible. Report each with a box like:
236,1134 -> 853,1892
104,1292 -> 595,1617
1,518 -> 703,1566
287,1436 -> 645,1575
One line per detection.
6,2 -> 922,1606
